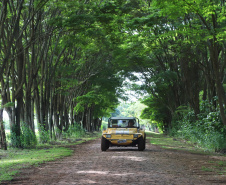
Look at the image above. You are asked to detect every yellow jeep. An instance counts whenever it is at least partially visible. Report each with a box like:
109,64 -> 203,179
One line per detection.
101,117 -> 146,151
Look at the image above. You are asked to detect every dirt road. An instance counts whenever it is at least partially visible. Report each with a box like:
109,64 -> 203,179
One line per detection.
4,138 -> 226,185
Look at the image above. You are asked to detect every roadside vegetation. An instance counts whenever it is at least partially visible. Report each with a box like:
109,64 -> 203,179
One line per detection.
147,131 -> 205,153
6,123 -> 90,148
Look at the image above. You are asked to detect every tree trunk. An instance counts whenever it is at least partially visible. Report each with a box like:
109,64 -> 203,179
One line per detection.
70,103 -> 74,125
63,105 -> 69,132
0,108 -> 7,150
34,78 -> 41,126
82,109 -> 87,130
49,94 -> 54,139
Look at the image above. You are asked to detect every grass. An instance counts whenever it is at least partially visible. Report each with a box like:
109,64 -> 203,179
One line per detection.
208,161 -> 226,175
201,166 -> 213,172
146,131 -> 203,153
0,131 -> 101,183
200,161 -> 226,175
0,147 -> 72,182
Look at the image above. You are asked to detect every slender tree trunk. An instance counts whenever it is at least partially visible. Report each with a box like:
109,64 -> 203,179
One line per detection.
14,0 -> 25,147
70,103 -> 74,125
49,93 -> 54,139
0,108 -> 7,150
31,96 -> 35,133
63,105 -> 69,131
59,95 -> 64,131
82,109 -> 87,130
44,79 -> 50,131
53,95 -> 60,139
87,108 -> 91,132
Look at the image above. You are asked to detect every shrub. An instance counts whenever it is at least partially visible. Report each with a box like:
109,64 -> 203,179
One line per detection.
38,124 -> 50,144
101,122 -> 108,131
20,122 -> 37,148
170,108 -> 226,152
8,123 -> 37,148
62,123 -> 85,138
9,132 -> 21,148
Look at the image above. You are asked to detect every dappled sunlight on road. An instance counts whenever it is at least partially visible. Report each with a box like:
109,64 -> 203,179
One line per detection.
111,155 -> 147,162
76,170 -> 134,176
77,170 -> 109,175
111,172 -> 134,176
79,179 -> 97,184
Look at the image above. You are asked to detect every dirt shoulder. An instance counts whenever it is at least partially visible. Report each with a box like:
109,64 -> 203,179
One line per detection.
2,137 -> 226,185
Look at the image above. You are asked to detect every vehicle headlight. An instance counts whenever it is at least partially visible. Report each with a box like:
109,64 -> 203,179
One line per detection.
134,134 -> 139,138
106,134 -> 111,138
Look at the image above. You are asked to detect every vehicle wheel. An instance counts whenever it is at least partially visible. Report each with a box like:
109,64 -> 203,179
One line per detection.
144,133 -> 146,150
101,136 -> 109,151
138,136 -> 145,151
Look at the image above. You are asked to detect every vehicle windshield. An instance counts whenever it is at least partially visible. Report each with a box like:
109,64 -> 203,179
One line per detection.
109,119 -> 139,128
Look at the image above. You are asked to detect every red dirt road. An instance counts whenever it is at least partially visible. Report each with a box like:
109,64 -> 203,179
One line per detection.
3,138 -> 226,185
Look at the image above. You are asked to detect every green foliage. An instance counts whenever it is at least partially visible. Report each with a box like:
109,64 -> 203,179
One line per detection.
141,96 -> 171,132
110,107 -> 120,116
74,91 -> 95,113
20,123 -> 37,148
62,124 -> 85,138
112,101 -> 149,127
8,123 -> 37,148
38,124 -> 50,144
101,121 -> 108,131
8,132 -> 20,148
1,102 -> 14,108
74,70 -> 124,118
175,119 -> 226,152
9,124 -> 22,148
170,99 -> 226,151
116,101 -> 146,117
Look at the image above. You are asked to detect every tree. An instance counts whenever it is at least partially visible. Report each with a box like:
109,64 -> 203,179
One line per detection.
116,0 -> 226,131
152,0 -> 226,124
0,105 -> 7,150
1,0 -> 225,149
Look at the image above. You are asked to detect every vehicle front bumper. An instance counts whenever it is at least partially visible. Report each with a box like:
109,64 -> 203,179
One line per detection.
103,134 -> 142,146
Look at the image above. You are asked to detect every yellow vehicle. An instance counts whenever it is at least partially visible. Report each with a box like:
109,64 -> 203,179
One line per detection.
101,117 -> 146,151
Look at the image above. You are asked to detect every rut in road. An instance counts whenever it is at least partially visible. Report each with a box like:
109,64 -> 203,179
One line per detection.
5,138 -> 226,185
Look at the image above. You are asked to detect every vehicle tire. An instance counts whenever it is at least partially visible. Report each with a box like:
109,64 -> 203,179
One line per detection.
101,136 -> 109,151
144,133 -> 146,150
138,136 -> 145,151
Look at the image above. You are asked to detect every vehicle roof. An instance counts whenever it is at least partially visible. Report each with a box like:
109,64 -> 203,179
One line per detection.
110,117 -> 136,120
